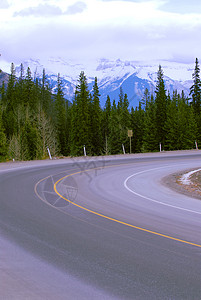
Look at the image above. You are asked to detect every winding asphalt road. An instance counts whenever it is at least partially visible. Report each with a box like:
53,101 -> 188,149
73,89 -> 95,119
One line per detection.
1,151 -> 201,299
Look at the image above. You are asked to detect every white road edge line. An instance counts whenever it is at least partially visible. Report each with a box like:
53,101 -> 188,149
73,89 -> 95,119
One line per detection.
124,165 -> 201,215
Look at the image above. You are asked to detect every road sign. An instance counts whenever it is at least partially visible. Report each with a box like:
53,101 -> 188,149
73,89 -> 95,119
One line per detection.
128,130 -> 133,137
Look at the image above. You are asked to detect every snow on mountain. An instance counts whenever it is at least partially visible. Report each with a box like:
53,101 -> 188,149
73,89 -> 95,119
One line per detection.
12,57 -> 194,107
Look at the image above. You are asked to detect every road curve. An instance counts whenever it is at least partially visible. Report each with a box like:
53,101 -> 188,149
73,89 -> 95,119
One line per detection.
1,151 -> 201,299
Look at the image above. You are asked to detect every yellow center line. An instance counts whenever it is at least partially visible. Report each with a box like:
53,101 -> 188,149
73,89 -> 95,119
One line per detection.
53,166 -> 201,248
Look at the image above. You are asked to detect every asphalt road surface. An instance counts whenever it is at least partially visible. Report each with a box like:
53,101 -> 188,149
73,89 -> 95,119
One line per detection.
1,151 -> 201,299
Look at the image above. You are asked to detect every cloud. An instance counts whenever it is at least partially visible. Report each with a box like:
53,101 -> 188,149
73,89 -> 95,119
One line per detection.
2,15 -> 200,65
13,4 -> 63,17
1,0 -> 201,65
13,2 -> 87,18
0,0 -> 9,9
160,0 -> 201,14
100,0 -> 145,1
66,2 -> 87,15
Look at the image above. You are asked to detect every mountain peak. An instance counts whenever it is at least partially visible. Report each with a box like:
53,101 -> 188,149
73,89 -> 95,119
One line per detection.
2,57 -> 194,107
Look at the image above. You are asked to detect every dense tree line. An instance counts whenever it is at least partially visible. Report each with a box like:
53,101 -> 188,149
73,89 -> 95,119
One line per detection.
0,58 -> 201,161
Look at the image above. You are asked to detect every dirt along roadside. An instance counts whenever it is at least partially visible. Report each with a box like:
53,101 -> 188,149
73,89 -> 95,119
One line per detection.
163,168 -> 201,200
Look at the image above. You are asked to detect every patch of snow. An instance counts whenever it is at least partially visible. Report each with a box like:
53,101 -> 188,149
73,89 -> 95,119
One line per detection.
6,56 -> 195,106
179,169 -> 201,185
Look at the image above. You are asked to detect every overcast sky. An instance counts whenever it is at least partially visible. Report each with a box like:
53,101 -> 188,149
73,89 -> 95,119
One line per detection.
1,0 -> 201,67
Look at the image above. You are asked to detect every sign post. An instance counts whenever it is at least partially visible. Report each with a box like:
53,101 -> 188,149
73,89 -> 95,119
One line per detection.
83,145 -> 86,156
122,144 -> 126,155
47,147 -> 52,160
128,130 -> 133,154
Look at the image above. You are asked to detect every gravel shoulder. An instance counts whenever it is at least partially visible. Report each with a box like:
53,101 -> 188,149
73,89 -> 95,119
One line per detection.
162,169 -> 201,200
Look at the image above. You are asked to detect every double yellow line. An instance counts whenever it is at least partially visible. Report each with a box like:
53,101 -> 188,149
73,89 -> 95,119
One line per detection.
54,167 -> 201,249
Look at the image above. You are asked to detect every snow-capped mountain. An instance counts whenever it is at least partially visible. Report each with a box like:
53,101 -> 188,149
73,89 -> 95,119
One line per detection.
13,57 -> 194,107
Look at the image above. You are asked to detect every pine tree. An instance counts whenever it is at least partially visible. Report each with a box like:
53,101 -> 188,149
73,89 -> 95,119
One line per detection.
91,77 -> 102,155
116,88 -> 131,152
190,58 -> 201,142
32,77 -> 41,112
40,68 -> 53,115
141,88 -> 150,110
165,90 -> 179,150
165,91 -> 197,151
187,105 -> 198,149
119,93 -> 131,152
2,63 -> 17,137
17,63 -> 25,105
177,94 -> 197,150
14,64 -> 26,131
103,96 -> 111,136
24,67 -> 34,108
70,98 -> 79,155
102,95 -> 111,154
108,100 -> 121,154
155,65 -> 167,149
55,73 -> 67,155
131,102 -> 144,153
70,72 -> 91,156
190,58 -> 201,115
143,94 -> 158,152
117,86 -> 124,113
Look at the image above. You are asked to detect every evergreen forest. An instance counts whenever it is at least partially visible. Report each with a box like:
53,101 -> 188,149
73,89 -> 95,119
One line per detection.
0,58 -> 201,161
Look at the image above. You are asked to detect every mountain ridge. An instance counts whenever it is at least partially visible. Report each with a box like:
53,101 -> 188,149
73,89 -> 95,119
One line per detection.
1,58 -> 194,107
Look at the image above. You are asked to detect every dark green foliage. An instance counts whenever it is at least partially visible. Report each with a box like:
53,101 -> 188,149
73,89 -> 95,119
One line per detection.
21,120 -> 41,160
0,63 -> 58,160
90,77 -> 102,155
143,94 -> 158,152
102,95 -> 111,154
108,100 -> 122,154
131,102 -> 144,153
102,96 -> 111,138
0,81 -> 6,106
70,72 -> 92,156
165,91 -> 179,150
108,89 -> 131,154
177,95 -> 197,149
165,91 -> 197,150
141,88 -> 150,110
2,63 -> 17,137
65,101 -> 71,155
155,65 -> 167,149
41,68 -> 53,116
0,60 -> 200,161
117,86 -> 124,113
190,58 -> 201,115
0,104 -> 7,160
120,93 -> 131,152
24,67 -> 35,108
55,73 -> 68,155
190,58 -> 201,143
